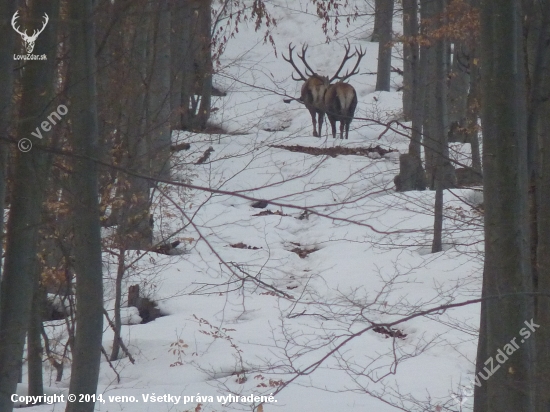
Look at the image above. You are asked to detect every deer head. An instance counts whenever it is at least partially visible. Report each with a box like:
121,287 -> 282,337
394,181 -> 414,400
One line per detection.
283,41 -> 365,138
12,11 -> 49,54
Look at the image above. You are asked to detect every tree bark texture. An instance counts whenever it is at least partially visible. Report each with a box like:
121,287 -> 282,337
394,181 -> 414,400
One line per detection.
421,0 -> 454,191
0,0 -> 17,287
0,0 -> 59,409
448,42 -> 471,143
147,0 -> 171,179
395,0 -> 427,192
474,1 -> 534,411
402,0 -> 418,120
65,0 -> 104,410
178,0 -> 213,131
525,0 -> 550,410
375,0 -> 394,91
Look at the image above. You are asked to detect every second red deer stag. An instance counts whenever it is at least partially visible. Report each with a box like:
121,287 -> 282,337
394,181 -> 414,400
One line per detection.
283,42 -> 364,139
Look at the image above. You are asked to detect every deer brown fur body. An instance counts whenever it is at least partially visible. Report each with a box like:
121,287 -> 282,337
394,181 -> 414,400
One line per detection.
324,82 -> 358,139
284,42 -> 364,139
300,75 -> 330,137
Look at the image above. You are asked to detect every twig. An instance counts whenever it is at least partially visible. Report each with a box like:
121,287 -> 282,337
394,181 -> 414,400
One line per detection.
101,346 -> 121,383
103,309 -> 136,364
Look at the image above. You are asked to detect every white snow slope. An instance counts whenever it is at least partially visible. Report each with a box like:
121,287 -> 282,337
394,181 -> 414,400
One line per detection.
18,2 -> 485,412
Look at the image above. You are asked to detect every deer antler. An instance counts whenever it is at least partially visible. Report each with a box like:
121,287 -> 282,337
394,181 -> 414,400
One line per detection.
330,41 -> 366,83
27,13 -> 49,41
283,43 -> 316,82
296,44 -> 316,77
11,11 -> 27,38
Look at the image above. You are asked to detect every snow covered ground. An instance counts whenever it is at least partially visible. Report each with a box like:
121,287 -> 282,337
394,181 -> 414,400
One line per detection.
18,2 -> 484,411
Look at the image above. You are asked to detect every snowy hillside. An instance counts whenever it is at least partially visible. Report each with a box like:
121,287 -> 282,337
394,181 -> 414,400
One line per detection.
21,2 -> 483,411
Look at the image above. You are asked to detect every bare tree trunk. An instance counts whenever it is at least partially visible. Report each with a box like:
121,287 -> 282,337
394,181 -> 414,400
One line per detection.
421,0 -> 454,191
370,0 -> 383,41
534,64 -> 550,412
468,55 -> 482,173
65,0 -> 104,410
110,248 -> 126,361
375,0 -> 394,91
0,0 -> 59,408
525,1 -> 550,409
429,0 -> 450,253
432,182 -> 444,252
179,0 -> 213,131
196,0 -> 213,129
180,0 -> 195,130
147,0 -> 171,179
116,0 -> 152,251
420,0 -> 436,185
474,0 -> 534,410
28,277 -> 45,399
0,0 -> 17,289
402,0 -> 418,120
448,42 -> 470,143
171,1 -> 185,130
394,0 -> 426,192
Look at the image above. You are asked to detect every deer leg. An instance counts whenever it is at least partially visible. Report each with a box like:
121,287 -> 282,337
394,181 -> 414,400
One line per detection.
344,121 -> 350,139
309,109 -> 318,137
317,112 -> 324,137
329,118 -> 337,139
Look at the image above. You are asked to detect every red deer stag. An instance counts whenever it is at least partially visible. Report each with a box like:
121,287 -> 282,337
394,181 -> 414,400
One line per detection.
283,42 -> 364,139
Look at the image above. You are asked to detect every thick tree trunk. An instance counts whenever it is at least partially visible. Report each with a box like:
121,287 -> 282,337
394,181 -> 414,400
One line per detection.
402,0 -> 418,120
534,73 -> 550,412
0,0 -> 59,408
474,1 -> 534,411
428,0 -> 450,252
148,0 -> 171,179
0,0 -> 17,288
421,0 -> 454,191
28,278 -> 45,399
0,148 -> 45,410
467,55 -> 482,173
448,42 -> 470,143
375,0 -> 394,91
420,0 -> 436,185
196,0 -> 213,129
179,0 -> 213,131
525,1 -> 550,410
395,0 -> 426,192
432,183 -> 443,252
180,1 -> 195,130
65,0 -> 104,410
115,0 -> 152,251
370,0 -> 383,41
110,249 -> 126,361
394,153 -> 426,191
170,1 -> 185,130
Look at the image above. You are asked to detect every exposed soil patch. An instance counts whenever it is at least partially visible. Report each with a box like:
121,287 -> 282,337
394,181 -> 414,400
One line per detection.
152,240 -> 181,255
455,167 -> 483,187
252,209 -> 289,217
251,200 -> 269,208
128,284 -> 163,324
170,142 -> 191,152
289,242 -> 319,258
269,144 -> 396,158
230,242 -> 261,250
373,325 -> 407,339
